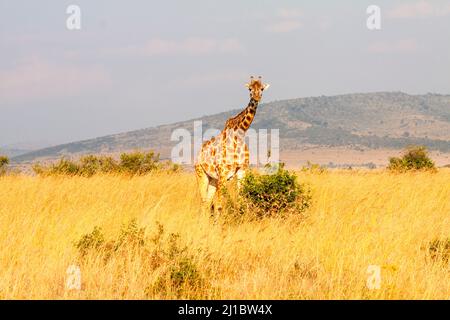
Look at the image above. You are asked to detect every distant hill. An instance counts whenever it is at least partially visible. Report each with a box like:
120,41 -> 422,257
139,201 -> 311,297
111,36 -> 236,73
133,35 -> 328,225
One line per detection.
0,148 -> 31,158
12,92 -> 450,164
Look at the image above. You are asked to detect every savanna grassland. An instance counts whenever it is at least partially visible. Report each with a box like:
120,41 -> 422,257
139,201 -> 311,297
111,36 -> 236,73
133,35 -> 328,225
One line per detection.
0,170 -> 449,299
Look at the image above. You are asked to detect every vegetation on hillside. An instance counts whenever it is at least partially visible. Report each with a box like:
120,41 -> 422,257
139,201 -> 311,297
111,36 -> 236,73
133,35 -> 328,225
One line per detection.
12,92 -> 450,163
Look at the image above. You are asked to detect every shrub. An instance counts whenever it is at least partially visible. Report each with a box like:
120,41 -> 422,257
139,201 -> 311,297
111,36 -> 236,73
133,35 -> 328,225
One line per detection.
115,219 -> 146,249
75,221 -> 210,298
239,163 -> 311,218
119,151 -> 161,175
75,226 -> 105,257
75,220 -> 147,260
427,238 -> 450,264
0,156 -> 8,167
301,161 -> 327,174
32,151 -> 179,177
165,162 -> 183,173
168,257 -> 204,293
78,155 -> 119,176
149,232 -> 206,298
0,156 -> 9,175
53,158 -> 79,175
388,146 -> 436,172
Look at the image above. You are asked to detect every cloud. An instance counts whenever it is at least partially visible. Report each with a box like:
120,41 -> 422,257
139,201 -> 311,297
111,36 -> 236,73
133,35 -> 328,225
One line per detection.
388,1 -> 450,19
317,16 -> 333,31
266,20 -> 302,33
106,37 -> 245,57
0,57 -> 111,103
277,8 -> 303,19
266,8 -> 302,33
367,39 -> 418,54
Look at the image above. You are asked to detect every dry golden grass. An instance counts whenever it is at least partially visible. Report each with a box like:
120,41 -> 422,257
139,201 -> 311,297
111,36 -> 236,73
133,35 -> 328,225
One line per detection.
0,169 -> 449,299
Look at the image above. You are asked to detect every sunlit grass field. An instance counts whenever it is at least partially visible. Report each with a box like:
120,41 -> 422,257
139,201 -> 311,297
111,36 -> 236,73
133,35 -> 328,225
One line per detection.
0,169 -> 449,299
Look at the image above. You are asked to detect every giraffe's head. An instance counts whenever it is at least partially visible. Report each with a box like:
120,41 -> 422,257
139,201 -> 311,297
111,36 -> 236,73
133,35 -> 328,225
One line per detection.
245,76 -> 270,102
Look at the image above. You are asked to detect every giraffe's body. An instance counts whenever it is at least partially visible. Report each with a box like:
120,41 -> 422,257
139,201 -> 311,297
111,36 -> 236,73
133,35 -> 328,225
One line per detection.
195,77 -> 269,214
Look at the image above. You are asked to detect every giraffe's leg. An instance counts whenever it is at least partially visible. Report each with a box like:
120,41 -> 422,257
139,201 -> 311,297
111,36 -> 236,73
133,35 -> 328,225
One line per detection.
195,164 -> 210,211
236,168 -> 247,193
237,144 -> 250,193
205,178 -> 217,215
214,175 -> 226,219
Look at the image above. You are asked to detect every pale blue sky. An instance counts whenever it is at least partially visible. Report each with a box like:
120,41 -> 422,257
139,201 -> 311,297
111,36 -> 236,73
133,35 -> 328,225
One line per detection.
1,0 -> 450,147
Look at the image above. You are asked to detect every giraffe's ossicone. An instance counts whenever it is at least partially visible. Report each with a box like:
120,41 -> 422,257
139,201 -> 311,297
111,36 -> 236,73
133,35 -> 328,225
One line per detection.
195,76 -> 270,215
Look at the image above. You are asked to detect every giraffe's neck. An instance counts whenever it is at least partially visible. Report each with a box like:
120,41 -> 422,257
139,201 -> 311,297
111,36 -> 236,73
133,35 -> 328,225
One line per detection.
225,98 -> 259,132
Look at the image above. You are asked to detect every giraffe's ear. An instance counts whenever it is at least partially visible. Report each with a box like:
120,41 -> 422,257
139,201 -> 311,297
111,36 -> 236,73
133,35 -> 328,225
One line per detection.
245,83 -> 250,88
263,83 -> 270,90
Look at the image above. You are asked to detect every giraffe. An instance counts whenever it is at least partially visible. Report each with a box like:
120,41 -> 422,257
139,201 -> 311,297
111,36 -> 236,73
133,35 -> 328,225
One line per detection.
195,76 -> 270,214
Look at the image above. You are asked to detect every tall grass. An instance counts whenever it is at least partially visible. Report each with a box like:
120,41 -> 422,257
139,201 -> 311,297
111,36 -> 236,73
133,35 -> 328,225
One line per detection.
0,170 -> 449,299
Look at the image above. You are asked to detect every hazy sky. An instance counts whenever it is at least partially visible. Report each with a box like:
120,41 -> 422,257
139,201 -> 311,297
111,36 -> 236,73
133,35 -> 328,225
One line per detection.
1,0 -> 449,147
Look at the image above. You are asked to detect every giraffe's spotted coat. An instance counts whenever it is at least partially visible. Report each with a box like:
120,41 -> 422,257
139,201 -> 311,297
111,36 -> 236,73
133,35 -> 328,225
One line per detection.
195,77 -> 269,212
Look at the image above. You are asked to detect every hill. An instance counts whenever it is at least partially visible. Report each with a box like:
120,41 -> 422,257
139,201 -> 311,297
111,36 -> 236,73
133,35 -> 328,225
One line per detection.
11,92 -> 450,166
0,148 -> 32,158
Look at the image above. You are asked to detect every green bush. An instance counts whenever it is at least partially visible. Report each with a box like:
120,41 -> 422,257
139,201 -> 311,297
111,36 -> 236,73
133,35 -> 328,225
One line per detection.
168,257 -> 204,293
78,155 -> 119,176
115,219 -> 146,249
119,151 -> 161,175
388,146 -> 436,172
239,163 -> 311,218
32,151 -> 180,177
0,156 -> 9,175
33,158 -> 80,176
75,220 -> 147,261
0,156 -> 8,167
150,231 -> 206,298
75,226 -> 105,257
